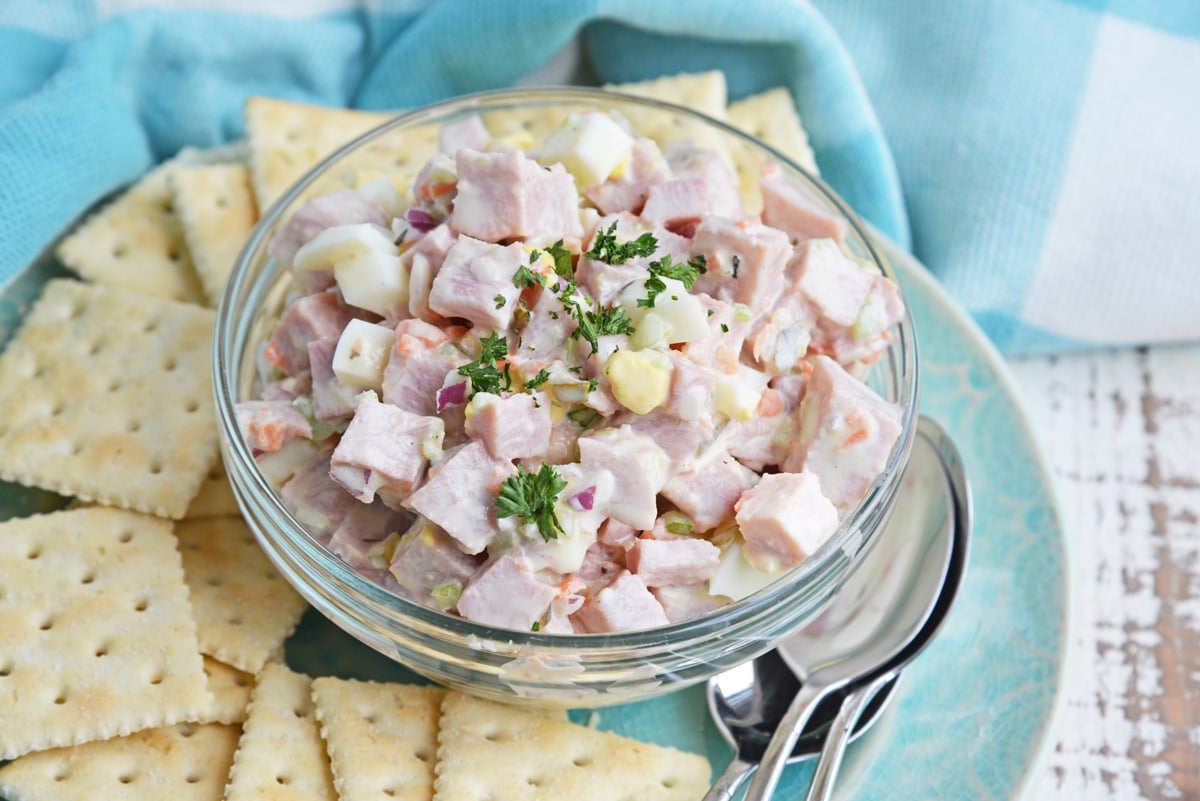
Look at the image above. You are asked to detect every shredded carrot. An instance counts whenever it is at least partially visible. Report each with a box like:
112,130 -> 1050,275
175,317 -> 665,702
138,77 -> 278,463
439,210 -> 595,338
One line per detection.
251,420 -> 285,452
757,388 -> 784,417
263,339 -> 285,368
800,360 -> 814,378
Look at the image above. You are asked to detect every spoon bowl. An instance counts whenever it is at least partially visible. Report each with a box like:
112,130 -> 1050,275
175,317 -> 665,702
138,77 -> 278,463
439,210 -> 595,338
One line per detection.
704,417 -> 959,801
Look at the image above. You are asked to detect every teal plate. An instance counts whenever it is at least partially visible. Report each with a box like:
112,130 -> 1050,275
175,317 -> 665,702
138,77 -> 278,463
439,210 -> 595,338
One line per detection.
0,237 -> 1068,799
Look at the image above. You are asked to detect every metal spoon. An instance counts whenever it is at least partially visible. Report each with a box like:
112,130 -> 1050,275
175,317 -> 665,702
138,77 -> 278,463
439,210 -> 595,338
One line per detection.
802,415 -> 971,801
737,416 -> 959,801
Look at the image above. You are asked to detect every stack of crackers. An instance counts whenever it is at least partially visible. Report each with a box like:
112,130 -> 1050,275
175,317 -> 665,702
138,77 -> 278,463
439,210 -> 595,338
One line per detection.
0,71 -> 819,800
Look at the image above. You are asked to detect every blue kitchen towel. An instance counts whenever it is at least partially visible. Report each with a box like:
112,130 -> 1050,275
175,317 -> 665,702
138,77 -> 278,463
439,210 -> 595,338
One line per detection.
1,0 -> 1197,354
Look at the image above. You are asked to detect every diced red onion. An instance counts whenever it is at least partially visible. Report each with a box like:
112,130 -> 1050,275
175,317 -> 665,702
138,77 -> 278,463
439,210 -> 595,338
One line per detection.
568,485 -> 596,512
436,380 -> 468,413
406,207 -> 437,232
666,219 -> 698,239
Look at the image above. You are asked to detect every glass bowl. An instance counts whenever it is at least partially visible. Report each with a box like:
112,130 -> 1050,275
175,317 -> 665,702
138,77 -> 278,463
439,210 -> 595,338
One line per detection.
214,87 -> 919,707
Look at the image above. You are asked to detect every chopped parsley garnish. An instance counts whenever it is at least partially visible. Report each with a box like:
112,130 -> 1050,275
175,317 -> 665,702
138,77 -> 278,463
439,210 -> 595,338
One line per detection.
495,464 -> 567,541
556,281 -> 636,354
513,265 -> 543,289
457,332 -> 511,394
636,254 -> 707,308
525,368 -> 550,389
537,240 -> 575,278
493,293 -> 506,310
720,323 -> 730,333
531,621 -> 541,632
585,222 -> 658,264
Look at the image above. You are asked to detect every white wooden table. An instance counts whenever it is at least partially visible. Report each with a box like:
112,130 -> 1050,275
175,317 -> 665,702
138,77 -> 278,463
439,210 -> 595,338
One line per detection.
1008,344 -> 1200,799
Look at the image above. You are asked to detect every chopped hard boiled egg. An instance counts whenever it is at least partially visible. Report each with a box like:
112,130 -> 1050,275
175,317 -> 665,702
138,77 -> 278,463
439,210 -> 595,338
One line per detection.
332,318 -> 395,391
604,348 -> 672,414
293,223 -> 408,316
539,112 -> 635,187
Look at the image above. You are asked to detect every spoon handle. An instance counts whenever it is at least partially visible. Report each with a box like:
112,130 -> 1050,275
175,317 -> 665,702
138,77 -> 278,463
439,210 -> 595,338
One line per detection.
803,671 -> 896,801
700,755 -> 755,801
742,680 -> 833,801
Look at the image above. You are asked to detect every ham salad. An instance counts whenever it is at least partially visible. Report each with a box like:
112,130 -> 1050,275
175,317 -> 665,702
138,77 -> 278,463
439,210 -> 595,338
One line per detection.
237,109 -> 906,634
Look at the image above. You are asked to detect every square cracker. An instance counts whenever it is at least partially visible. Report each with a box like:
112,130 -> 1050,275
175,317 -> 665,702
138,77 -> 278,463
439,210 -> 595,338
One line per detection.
0,722 -> 240,801
311,677 -> 444,801
170,163 -> 260,307
728,87 -> 819,174
0,508 -> 210,760
0,279 -> 218,519
56,162 -> 206,304
434,692 -> 710,801
607,71 -> 728,120
199,656 -> 255,726
184,459 -> 241,520
225,664 -> 336,801
176,516 -> 308,674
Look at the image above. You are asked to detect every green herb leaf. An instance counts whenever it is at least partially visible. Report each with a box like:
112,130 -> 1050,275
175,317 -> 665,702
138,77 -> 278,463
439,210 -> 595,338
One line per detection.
544,240 -> 575,278
495,464 -> 568,541
493,293 -> 506,310
513,265 -> 542,289
584,221 -> 658,264
556,280 -> 636,354
525,368 -> 551,389
637,254 -> 707,308
457,332 -> 511,394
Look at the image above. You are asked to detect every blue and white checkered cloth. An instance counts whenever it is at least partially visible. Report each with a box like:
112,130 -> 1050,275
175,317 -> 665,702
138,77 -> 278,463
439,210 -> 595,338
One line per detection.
1,0 -> 1196,354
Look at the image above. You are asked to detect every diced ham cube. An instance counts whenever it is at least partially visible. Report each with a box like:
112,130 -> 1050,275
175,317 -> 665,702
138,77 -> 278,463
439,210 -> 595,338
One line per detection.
760,162 -> 849,243
660,453 -> 758,532
451,149 -> 583,244
578,427 -> 670,531
456,552 -> 556,630
575,571 -> 669,633
815,273 -> 906,366
665,351 -> 715,422
307,336 -> 357,421
329,501 -> 409,574
627,537 -> 721,587
428,236 -> 525,330
793,238 -> 875,328
734,471 -> 839,572
279,451 -> 358,542
665,143 -> 744,221
389,519 -> 482,608
329,393 -> 444,507
404,223 -> 457,322
464,392 -> 552,461
236,400 -> 312,454
608,409 -> 714,474
651,584 -> 728,623
691,217 -> 791,318
268,189 -> 387,272
515,289 -> 574,360
266,291 -> 358,376
640,176 -> 710,230
402,442 -> 516,555
583,137 -> 672,215
781,356 -> 903,511
381,321 -> 464,417
725,412 -> 792,473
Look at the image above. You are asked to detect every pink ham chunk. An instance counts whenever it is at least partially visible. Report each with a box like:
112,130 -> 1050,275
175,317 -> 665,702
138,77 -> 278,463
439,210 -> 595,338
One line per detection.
815,273 -> 906,366
389,520 -> 482,608
640,176 -> 710,231
691,217 -> 792,318
578,427 -> 670,531
608,409 -> 714,474
583,138 -> 672,215
652,584 -> 728,623
307,336 -> 357,421
660,454 -> 758,533
236,400 -> 312,454
464,392 -> 551,461
404,223 -> 458,322
514,290 -> 574,362
575,571 -> 669,633
456,552 -> 556,630
451,149 -> 583,244
793,238 -> 875,328
279,451 -> 359,542
761,162 -> 849,244
665,143 -> 744,222
735,471 -> 838,572
381,320 -> 464,416
329,393 -> 444,506
268,189 -> 387,272
428,236 -> 525,330
266,291 -> 357,376
329,501 -> 409,574
781,356 -> 903,511
628,537 -> 720,587
402,441 -> 516,555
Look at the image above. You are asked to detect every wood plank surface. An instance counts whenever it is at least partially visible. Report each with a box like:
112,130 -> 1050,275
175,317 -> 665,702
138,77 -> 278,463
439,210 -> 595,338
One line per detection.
1008,344 -> 1200,800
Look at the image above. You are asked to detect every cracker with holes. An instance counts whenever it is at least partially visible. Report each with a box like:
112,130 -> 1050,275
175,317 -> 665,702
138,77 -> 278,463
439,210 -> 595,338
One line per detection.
606,70 -> 733,174
0,279 -> 218,519
728,87 -> 818,175
0,722 -> 240,801
170,163 -> 260,306
0,507 -> 210,760
56,162 -> 206,304
225,664 -> 336,801
199,656 -> 255,725
184,460 -> 241,520
176,516 -> 308,674
310,677 -> 444,801
434,692 -> 710,801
